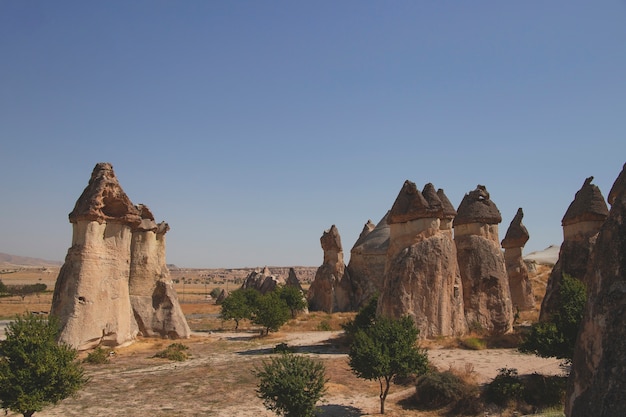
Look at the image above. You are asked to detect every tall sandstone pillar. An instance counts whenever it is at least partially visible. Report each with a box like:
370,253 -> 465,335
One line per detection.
51,163 -> 141,349
539,177 -> 609,321
129,205 -> 190,339
378,181 -> 467,338
501,208 -> 534,311
453,185 -> 513,335
566,164 -> 626,417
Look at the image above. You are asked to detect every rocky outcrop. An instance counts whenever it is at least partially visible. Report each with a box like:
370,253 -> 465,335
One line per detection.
129,205 -> 190,339
307,225 -> 351,312
346,213 -> 390,309
286,267 -> 304,292
540,177 -> 609,321
378,181 -> 467,338
241,266 -> 285,294
566,164 -> 626,417
51,163 -> 189,350
454,185 -> 513,335
502,208 -> 534,311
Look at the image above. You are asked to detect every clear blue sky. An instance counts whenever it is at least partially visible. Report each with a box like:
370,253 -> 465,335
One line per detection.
1,1 -> 625,268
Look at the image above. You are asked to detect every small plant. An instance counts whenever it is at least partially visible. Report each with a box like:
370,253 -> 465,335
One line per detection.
316,319 -> 332,331
84,346 -> 111,364
273,343 -> 295,354
522,373 -> 567,408
484,368 -> 524,406
153,343 -> 190,361
459,337 -> 486,350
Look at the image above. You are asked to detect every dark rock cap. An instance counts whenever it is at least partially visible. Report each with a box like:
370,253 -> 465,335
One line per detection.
351,211 -> 390,254
422,183 -> 444,217
69,162 -> 141,226
437,188 -> 457,219
453,185 -> 502,226
388,180 -> 440,224
501,208 -> 530,248
561,177 -> 609,226
321,225 -> 343,252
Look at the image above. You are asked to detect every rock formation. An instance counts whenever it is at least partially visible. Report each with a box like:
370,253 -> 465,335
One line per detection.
241,266 -> 285,294
285,267 -> 308,314
566,164 -> 626,417
540,177 -> 609,321
454,185 -> 513,334
346,212 -> 390,309
307,225 -> 352,312
501,208 -> 534,311
51,163 -> 189,350
378,181 -> 467,338
129,205 -> 191,339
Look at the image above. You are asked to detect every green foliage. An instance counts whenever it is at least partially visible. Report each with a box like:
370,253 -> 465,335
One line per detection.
273,343 -> 295,354
522,374 -> 567,408
5,284 -> 47,300
219,288 -> 257,329
348,315 -> 429,414
484,368 -> 524,406
84,347 -> 110,364
520,274 -> 586,361
209,287 -> 222,300
316,320 -> 332,331
413,370 -> 480,412
255,353 -> 327,417
277,285 -> 307,318
252,291 -> 291,335
153,343 -> 190,361
341,294 -> 378,341
459,337 -> 486,350
0,280 -> 7,294
0,313 -> 86,417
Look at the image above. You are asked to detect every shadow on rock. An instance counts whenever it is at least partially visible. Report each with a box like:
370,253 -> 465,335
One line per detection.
316,404 -> 362,416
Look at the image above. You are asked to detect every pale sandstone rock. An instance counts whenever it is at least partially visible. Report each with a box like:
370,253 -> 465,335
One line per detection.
566,164 -> 626,417
241,267 -> 285,294
378,181 -> 467,338
307,225 -> 351,312
454,185 -> 513,335
502,208 -> 534,311
129,205 -> 190,339
540,177 -> 609,321
347,213 -> 390,309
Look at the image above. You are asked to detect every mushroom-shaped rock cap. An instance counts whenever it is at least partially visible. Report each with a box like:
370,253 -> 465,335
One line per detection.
561,177 -> 609,226
608,163 -> 626,205
453,185 -> 502,226
422,183 -> 444,217
352,219 -> 376,249
351,212 -> 390,253
437,188 -> 457,219
69,162 -> 141,226
388,180 -> 440,224
321,225 -> 343,252
135,204 -> 158,231
501,208 -> 530,249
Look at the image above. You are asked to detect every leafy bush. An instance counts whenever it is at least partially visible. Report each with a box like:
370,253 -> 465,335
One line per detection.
341,294 -> 378,341
459,337 -> 486,350
153,343 -> 190,361
273,343 -> 295,354
484,368 -> 524,406
255,353 -> 327,417
414,370 -> 466,408
84,346 -> 111,364
522,374 -> 567,408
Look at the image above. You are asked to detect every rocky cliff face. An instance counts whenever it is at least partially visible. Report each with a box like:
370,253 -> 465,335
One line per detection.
454,185 -> 513,335
502,208 -> 534,311
307,225 -> 351,312
378,181 -> 467,338
51,163 -> 189,350
346,213 -> 390,309
566,164 -> 626,417
540,177 -> 609,321
241,266 -> 285,294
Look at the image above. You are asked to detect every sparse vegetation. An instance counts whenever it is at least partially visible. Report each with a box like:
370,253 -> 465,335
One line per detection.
84,346 -> 111,364
459,336 -> 486,350
255,353 -> 327,417
413,369 -> 482,413
153,343 -> 190,361
484,367 -> 524,406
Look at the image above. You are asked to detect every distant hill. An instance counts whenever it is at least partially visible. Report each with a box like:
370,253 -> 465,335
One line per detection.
0,252 -> 62,267
524,245 -> 560,266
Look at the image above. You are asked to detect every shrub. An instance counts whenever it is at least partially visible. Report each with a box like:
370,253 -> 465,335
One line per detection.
484,368 -> 524,406
522,373 -> 567,408
459,337 -> 486,350
273,343 -> 295,354
84,346 -> 111,364
317,319 -> 332,331
414,370 -> 466,408
153,343 -> 190,361
255,353 -> 327,417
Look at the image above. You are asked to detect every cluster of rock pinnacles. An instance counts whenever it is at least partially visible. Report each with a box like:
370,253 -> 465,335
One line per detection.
51,163 -> 190,350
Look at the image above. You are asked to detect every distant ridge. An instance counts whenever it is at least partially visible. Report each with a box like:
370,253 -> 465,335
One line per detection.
523,245 -> 560,266
0,252 -> 62,267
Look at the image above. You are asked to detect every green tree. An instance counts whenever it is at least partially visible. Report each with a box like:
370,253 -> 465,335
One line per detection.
252,291 -> 291,335
0,313 -> 86,417
349,315 -> 429,414
277,285 -> 307,318
342,294 -> 378,341
255,353 -> 327,417
0,280 -> 7,295
219,288 -> 257,329
520,274 -> 586,361
6,284 -> 47,301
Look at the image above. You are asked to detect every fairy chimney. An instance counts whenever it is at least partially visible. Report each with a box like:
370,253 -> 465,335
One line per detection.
51,163 -> 141,349
454,185 -> 513,335
501,208 -> 534,311
540,177 -> 609,321
566,164 -> 626,417
378,181 -> 467,338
